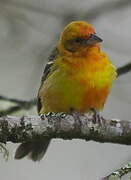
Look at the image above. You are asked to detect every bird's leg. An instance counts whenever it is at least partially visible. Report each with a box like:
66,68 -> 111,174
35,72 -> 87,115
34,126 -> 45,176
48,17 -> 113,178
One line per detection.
40,113 -> 46,120
40,112 -> 54,120
90,108 -> 102,125
69,108 -> 83,131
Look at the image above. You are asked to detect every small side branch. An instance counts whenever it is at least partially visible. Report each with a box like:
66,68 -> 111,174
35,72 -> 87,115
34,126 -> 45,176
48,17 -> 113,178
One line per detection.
0,96 -> 36,116
117,62 -> 131,76
101,162 -> 131,180
0,113 -> 131,145
0,95 -> 36,106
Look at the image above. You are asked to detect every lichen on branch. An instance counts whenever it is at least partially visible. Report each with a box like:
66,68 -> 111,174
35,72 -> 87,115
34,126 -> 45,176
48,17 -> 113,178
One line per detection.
0,113 -> 131,145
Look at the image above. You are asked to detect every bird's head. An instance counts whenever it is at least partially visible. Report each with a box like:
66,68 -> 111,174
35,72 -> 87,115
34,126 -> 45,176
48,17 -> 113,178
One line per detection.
59,21 -> 102,53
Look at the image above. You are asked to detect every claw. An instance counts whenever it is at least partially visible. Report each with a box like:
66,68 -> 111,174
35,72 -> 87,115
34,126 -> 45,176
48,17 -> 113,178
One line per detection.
90,108 -> 103,125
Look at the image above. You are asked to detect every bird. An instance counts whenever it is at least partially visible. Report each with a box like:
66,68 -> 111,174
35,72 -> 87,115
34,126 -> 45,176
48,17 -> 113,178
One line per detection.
15,21 -> 117,161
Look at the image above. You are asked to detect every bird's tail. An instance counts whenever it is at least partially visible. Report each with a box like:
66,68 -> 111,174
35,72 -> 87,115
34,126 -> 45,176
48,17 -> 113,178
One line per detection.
15,138 -> 50,161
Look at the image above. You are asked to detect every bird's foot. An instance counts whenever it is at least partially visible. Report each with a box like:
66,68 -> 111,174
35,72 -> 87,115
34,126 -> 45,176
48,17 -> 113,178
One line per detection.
91,108 -> 102,125
53,112 -> 67,118
40,112 -> 67,120
69,109 -> 83,130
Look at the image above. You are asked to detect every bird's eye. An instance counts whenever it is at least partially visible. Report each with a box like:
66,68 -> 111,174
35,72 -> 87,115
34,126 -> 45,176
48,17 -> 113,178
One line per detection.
75,38 -> 81,43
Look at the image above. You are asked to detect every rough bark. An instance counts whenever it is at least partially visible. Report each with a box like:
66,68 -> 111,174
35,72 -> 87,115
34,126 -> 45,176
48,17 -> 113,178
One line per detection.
0,113 -> 131,145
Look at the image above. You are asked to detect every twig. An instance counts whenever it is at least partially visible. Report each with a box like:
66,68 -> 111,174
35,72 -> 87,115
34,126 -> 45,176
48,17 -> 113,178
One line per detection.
117,62 -> 131,77
0,95 -> 36,106
0,96 -> 36,116
101,162 -> 131,180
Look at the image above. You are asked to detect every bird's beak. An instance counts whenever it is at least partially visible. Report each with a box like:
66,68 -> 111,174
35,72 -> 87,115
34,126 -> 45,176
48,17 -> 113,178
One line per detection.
85,34 -> 103,45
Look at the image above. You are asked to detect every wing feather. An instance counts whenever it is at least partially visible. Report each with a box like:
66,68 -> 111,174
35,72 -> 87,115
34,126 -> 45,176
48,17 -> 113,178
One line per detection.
37,47 -> 59,113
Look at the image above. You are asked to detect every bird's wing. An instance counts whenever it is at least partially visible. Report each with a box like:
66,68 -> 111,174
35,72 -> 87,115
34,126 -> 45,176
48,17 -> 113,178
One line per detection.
37,47 -> 59,113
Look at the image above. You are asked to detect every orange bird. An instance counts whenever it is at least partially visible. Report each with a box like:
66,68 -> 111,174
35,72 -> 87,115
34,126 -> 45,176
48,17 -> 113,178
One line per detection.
15,21 -> 117,161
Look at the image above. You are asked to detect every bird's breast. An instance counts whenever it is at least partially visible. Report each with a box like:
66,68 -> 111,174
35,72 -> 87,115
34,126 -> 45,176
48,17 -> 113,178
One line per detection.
39,51 -> 116,113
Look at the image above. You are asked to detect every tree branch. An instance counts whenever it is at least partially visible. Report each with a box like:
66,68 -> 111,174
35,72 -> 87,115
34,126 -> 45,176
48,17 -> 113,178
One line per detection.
1,113 -> 130,179
0,113 -> 131,145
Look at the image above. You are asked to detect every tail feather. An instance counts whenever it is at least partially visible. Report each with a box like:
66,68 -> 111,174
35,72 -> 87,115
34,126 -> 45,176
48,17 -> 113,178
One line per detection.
15,139 -> 50,161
